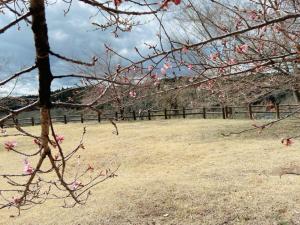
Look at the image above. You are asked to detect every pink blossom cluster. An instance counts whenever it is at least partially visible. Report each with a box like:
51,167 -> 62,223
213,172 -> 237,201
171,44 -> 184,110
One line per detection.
23,158 -> 34,175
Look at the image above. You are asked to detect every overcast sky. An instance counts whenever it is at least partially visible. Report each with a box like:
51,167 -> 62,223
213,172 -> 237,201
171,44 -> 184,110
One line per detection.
0,1 -> 171,96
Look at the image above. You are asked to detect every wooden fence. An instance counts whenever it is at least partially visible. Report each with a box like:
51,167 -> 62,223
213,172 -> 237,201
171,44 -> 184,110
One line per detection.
2,104 -> 300,127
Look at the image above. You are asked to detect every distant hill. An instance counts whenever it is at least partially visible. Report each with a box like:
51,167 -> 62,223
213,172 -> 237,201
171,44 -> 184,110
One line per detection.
0,87 -> 84,110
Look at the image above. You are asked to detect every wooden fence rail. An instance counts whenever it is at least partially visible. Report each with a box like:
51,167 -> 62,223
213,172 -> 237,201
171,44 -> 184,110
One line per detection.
1,104 -> 299,127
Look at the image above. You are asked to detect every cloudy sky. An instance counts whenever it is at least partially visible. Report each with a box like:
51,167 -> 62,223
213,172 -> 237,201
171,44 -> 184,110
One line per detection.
0,1 -> 174,96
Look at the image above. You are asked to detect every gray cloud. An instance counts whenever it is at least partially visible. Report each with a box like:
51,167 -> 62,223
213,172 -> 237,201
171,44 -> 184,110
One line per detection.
0,1 -> 160,96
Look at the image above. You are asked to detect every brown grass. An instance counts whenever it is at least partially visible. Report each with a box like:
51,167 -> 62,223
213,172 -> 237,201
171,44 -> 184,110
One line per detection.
1,118 -> 300,225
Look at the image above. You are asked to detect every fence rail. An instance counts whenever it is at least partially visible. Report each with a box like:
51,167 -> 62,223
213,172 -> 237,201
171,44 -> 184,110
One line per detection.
1,104 -> 300,127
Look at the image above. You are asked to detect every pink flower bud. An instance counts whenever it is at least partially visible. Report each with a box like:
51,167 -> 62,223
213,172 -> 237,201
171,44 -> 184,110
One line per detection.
161,67 -> 167,75
129,90 -> 137,98
55,135 -> 64,144
235,44 -> 248,54
4,141 -> 17,151
23,159 -> 34,175
71,181 -> 82,190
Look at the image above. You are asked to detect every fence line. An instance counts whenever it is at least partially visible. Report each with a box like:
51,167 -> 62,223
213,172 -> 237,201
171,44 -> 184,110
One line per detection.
1,104 -> 300,127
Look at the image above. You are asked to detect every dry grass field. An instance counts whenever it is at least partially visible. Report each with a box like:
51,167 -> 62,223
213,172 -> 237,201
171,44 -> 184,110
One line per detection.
1,118 -> 300,225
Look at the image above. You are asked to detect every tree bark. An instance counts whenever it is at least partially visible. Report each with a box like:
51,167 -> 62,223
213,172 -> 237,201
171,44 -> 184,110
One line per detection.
30,0 -> 52,152
292,62 -> 300,104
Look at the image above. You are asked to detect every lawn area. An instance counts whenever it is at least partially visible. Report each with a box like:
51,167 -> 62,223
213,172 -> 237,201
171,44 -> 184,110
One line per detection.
1,118 -> 300,225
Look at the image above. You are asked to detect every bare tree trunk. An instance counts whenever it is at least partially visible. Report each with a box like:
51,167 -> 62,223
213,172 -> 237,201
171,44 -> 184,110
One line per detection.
30,0 -> 52,153
292,63 -> 300,104
293,90 -> 300,103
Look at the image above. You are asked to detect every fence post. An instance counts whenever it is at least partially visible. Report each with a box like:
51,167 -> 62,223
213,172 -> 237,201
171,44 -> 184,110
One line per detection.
140,112 -> 144,120
222,107 -> 226,119
31,117 -> 35,126
183,107 -> 186,119
203,107 -> 206,119
97,112 -> 101,123
275,104 -> 280,119
225,106 -> 229,119
115,112 -> 118,121
248,104 -> 253,120
148,110 -> 151,120
133,111 -> 136,121
164,108 -> 168,119
80,114 -> 84,123
64,115 -> 67,124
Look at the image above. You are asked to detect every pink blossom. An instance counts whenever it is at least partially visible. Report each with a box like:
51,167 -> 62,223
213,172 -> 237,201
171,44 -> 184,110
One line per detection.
209,52 -> 219,61
161,67 -> 166,75
289,34 -> 297,41
114,0 -> 122,6
163,63 -> 171,70
23,159 -> 34,175
255,66 -> 264,73
87,164 -> 94,172
55,135 -> 64,144
228,58 -> 237,65
249,10 -> 258,20
218,92 -> 225,99
220,26 -> 229,33
71,181 -> 82,190
130,66 -> 136,71
185,4 -> 192,9
258,26 -> 267,37
281,138 -> 293,146
272,24 -> 282,33
235,17 -> 243,30
187,64 -> 193,70
129,90 -> 137,98
33,139 -> 41,147
161,0 -> 181,8
148,65 -> 154,71
235,44 -> 248,54
218,67 -> 226,74
11,197 -> 21,205
150,73 -> 158,80
4,141 -> 17,151
182,46 -> 189,54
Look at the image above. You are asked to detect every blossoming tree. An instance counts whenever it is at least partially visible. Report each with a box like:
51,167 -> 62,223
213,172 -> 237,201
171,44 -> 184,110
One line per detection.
0,0 -> 299,215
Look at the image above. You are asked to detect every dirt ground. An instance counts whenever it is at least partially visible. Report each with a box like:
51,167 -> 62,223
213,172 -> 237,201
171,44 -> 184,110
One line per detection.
1,118 -> 300,225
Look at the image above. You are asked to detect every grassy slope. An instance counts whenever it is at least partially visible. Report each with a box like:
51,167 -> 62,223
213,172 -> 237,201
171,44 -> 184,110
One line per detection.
1,119 -> 300,225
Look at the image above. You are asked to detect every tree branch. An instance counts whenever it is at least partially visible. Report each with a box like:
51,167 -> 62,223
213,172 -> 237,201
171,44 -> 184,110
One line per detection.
0,65 -> 37,86
0,12 -> 31,34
